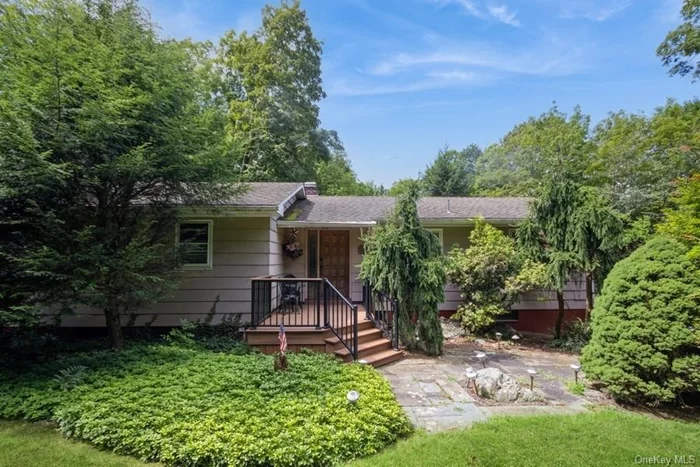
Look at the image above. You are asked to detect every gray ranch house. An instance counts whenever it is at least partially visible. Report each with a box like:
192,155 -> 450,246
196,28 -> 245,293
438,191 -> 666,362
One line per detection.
62,182 -> 586,366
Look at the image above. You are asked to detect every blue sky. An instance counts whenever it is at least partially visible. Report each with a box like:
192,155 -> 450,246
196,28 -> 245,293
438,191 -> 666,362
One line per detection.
144,0 -> 697,187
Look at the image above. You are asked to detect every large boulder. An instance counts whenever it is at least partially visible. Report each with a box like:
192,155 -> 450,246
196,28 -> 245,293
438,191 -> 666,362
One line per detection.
473,367 -> 544,403
474,367 -> 503,398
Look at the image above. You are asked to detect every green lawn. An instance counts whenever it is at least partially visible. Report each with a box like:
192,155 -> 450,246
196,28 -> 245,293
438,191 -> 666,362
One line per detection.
348,410 -> 700,467
0,421 -> 153,467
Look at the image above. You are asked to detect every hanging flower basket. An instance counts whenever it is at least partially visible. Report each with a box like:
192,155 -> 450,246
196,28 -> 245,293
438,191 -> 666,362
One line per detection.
283,229 -> 304,259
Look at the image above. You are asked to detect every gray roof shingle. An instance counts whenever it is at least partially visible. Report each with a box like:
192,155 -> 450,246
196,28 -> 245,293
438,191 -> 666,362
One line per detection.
227,182 -> 303,207
281,195 -> 530,223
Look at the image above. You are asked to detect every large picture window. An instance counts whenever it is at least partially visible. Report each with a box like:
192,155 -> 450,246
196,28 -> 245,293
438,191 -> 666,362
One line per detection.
178,221 -> 213,269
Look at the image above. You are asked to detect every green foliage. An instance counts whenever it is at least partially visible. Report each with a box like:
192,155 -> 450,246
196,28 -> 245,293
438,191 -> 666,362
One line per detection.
360,181 -> 446,355
518,177 -> 624,337
566,381 -> 585,396
218,0 -> 325,182
386,178 -> 423,196
474,106 -> 593,196
550,319 -> 591,353
53,366 -> 88,392
0,0 -> 242,348
0,345 -> 412,466
658,174 -> 700,264
581,237 -> 700,405
422,145 -> 480,197
164,315 -> 246,353
446,218 -> 546,333
591,102 -> 700,217
657,0 -> 700,79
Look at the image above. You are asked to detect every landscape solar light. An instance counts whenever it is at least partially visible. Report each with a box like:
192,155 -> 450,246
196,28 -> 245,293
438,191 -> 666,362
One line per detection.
570,363 -> 582,384
526,368 -> 538,391
476,352 -> 487,368
346,390 -> 360,404
466,368 -> 478,394
358,359 -> 368,365
495,332 -> 502,349
511,334 -> 520,347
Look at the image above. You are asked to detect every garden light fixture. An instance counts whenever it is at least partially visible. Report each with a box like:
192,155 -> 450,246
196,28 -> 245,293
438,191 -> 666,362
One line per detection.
570,363 -> 581,384
466,368 -> 478,394
476,352 -> 487,368
495,332 -> 502,348
527,368 -> 538,390
346,390 -> 360,404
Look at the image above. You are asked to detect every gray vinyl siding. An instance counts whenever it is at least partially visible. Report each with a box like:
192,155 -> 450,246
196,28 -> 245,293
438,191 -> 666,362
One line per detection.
60,216 -> 276,327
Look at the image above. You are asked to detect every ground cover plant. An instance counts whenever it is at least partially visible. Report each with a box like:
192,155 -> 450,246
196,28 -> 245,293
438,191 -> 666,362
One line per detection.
347,410 -> 700,467
0,343 -> 412,466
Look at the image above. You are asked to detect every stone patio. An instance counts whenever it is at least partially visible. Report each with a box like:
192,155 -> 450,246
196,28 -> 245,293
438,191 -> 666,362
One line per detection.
380,343 -> 592,432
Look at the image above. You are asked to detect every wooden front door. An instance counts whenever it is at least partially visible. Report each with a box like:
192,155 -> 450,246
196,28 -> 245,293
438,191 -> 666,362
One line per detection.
320,230 -> 350,297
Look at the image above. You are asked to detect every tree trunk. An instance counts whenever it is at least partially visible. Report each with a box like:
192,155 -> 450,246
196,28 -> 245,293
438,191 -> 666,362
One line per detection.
105,307 -> 124,350
585,273 -> 594,321
555,290 -> 565,339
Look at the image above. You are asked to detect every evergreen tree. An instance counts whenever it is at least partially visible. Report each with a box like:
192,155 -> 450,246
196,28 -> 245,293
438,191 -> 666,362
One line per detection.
0,0 -> 239,348
360,181 -> 446,355
518,177 -> 624,337
423,145 -> 480,197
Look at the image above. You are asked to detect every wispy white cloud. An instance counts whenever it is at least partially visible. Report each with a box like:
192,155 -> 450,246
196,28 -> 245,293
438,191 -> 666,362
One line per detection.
486,4 -> 520,27
429,0 -> 521,27
367,37 -> 590,77
557,0 -> 632,22
328,70 -> 487,96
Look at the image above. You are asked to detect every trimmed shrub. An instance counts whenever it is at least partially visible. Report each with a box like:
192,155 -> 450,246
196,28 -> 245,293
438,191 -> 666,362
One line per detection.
0,345 -> 412,466
581,236 -> 700,405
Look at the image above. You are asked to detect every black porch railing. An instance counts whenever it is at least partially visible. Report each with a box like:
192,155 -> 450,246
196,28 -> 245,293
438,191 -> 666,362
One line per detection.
363,280 -> 399,350
323,278 -> 358,360
250,276 -> 358,359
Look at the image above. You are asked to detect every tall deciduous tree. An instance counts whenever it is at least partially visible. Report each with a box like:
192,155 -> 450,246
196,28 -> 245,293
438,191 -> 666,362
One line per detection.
658,0 -> 700,80
0,0 -> 239,348
217,0 -> 327,182
657,174 -> 700,263
474,106 -> 593,196
360,181 -> 446,355
423,145 -> 480,197
518,177 -> 624,337
591,101 -> 700,217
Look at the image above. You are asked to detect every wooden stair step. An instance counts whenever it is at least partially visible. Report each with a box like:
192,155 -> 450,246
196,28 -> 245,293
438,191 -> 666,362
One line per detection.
334,337 -> 392,361
324,328 -> 383,346
361,349 -> 404,368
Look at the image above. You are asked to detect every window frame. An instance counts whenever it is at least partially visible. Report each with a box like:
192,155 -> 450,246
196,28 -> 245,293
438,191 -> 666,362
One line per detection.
176,220 -> 214,270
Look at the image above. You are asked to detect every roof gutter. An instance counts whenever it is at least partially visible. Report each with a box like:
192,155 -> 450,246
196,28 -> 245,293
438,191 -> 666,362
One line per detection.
277,220 -> 378,228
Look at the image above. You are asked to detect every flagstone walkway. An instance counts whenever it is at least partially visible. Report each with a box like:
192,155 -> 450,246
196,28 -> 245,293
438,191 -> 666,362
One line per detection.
380,344 -> 593,432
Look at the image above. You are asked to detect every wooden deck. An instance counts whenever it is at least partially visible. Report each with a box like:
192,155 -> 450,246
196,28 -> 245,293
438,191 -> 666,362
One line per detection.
245,302 -> 403,367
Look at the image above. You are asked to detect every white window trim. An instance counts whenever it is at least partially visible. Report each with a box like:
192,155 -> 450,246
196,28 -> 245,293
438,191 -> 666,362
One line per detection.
177,220 -> 214,271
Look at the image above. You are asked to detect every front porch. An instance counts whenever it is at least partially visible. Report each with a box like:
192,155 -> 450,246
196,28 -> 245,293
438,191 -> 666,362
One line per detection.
245,276 -> 404,367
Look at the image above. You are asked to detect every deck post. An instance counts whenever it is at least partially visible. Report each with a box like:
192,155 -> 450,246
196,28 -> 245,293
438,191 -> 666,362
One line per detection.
323,280 -> 329,328
250,280 -> 256,329
393,300 -> 399,350
353,304 -> 359,360
315,281 -> 321,329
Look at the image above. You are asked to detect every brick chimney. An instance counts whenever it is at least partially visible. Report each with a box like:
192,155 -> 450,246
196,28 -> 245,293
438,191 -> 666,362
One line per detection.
303,181 -> 319,196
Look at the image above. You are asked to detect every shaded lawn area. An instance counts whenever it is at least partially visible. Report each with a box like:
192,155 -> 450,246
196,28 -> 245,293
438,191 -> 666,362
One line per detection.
348,411 -> 700,467
0,421 -> 154,467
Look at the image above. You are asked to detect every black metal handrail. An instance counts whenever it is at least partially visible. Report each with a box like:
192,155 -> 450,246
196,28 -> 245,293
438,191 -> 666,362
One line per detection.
250,277 -> 323,328
363,280 -> 399,350
250,276 -> 359,360
324,278 -> 358,360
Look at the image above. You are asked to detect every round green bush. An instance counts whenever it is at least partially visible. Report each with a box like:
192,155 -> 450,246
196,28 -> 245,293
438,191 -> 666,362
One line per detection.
581,236 -> 700,405
0,345 -> 413,466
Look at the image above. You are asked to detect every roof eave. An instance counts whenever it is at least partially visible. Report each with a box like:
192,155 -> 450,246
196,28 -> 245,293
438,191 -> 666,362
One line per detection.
277,220 -> 378,228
